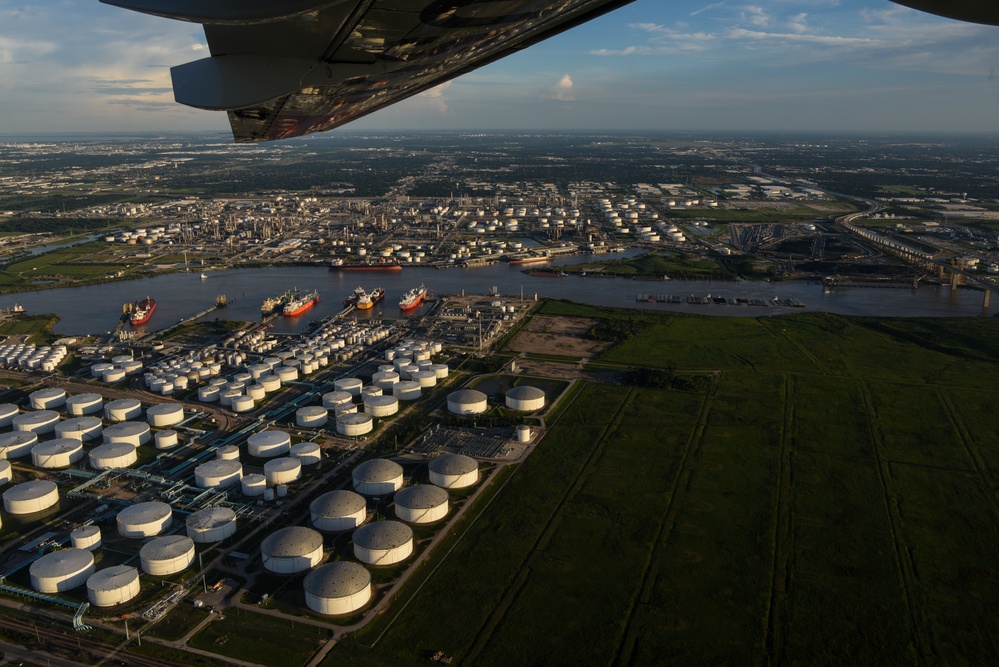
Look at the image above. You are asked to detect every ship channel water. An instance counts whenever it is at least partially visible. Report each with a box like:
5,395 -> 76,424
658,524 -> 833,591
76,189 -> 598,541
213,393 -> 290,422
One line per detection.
0,251 -> 989,336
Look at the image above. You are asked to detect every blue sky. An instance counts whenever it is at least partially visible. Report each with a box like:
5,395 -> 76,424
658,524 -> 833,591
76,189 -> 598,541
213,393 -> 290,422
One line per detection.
1,0 -> 998,136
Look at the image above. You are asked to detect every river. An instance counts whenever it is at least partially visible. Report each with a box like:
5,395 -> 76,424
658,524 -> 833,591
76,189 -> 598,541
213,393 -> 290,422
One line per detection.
0,253 -> 988,336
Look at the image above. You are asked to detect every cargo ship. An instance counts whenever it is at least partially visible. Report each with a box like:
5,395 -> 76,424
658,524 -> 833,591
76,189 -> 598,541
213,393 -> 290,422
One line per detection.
330,259 -> 402,271
261,289 -> 296,315
399,284 -> 427,311
283,289 -> 319,317
508,253 -> 552,265
356,287 -> 385,310
343,286 -> 367,308
127,297 -> 156,325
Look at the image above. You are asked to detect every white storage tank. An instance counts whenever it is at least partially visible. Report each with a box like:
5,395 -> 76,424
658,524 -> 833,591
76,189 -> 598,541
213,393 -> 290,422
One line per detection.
31,439 -> 84,469
361,386 -> 383,400
0,432 -> 38,459
0,404 -> 17,427
186,507 -> 237,543
516,424 -> 532,443
13,410 -> 60,435
30,549 -> 95,593
264,457 -> 302,485
296,406 -> 328,428
155,430 -> 180,450
103,422 -> 151,446
140,535 -> 195,576
198,386 -> 221,403
105,398 -> 142,422
117,501 -> 172,538
334,377 -> 363,397
147,403 -> 184,427
241,474 -> 266,497
505,385 -> 546,411
216,445 -> 239,461
55,417 -> 103,442
310,490 -> 367,531
428,454 -> 479,489
430,364 -> 450,380
363,395 -> 399,418
258,374 -> 281,393
447,389 -> 488,415
71,525 -> 102,551
3,480 -> 59,515
260,526 -> 324,574
290,442 -> 321,466
392,381 -> 421,401
247,430 -> 291,458
371,371 -> 400,391
246,384 -> 266,401
304,562 -> 371,616
352,520 -> 413,566
87,566 -> 140,607
29,387 -> 66,410
0,460 -> 11,486
195,459 -> 242,489
352,458 -> 403,495
88,442 -> 138,470
231,395 -> 256,413
337,413 -> 373,437
275,366 -> 298,383
394,484 -> 449,524
65,393 -> 103,416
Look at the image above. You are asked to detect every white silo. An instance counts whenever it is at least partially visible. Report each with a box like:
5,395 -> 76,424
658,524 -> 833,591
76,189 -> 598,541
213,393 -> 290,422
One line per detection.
264,457 -> 302,485
394,485 -> 449,524
231,395 -> 255,413
372,371 -> 400,391
447,389 -> 488,415
303,562 -> 371,615
147,403 -> 184,427
0,404 -> 17,427
516,425 -> 532,443
334,378 -> 363,397
310,490 -> 367,531
186,507 -> 237,544
55,417 -> 103,442
3,480 -> 59,515
198,386 -> 220,403
103,422 -> 150,446
296,406 -> 328,428
352,521 -> 413,566
155,430 -> 180,450
260,526 -> 324,574
351,459 -> 403,495
195,459 -> 242,489
30,549 -> 95,593
241,473 -> 266,497
116,501 -> 172,538
430,364 -> 449,380
87,566 -> 140,607
71,525 -> 102,551
88,443 -> 138,470
337,413 -> 373,437
31,439 -> 84,469
13,410 -> 60,435
65,393 -> 103,416
0,432 -> 39,459
505,386 -> 546,411
361,386 -> 383,400
363,395 -> 399,418
140,535 -> 196,576
29,387 -> 66,410
428,454 -> 479,489
247,430 -> 291,458
275,366 -> 298,383
392,381 -> 421,401
322,391 -> 353,409
412,371 -> 437,388
290,442 -> 321,466
105,398 -> 142,422
258,374 -> 281,393
216,445 -> 239,461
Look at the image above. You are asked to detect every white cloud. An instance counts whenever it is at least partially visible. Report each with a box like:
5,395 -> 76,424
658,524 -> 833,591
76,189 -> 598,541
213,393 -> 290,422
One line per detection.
544,74 -> 576,101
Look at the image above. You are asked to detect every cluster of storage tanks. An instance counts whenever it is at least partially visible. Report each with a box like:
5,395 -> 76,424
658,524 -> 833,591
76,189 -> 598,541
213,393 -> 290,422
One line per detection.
445,384 -> 546,416
460,204 -> 580,235
89,353 -> 145,385
253,453 -> 480,616
0,343 -> 68,372
137,347 -> 232,395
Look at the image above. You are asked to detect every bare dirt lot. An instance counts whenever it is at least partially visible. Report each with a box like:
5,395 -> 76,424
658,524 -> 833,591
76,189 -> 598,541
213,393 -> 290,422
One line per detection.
505,316 -> 611,358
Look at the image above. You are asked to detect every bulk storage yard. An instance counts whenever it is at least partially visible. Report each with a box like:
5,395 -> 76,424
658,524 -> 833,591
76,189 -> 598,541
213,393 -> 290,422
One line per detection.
0,291 -> 562,665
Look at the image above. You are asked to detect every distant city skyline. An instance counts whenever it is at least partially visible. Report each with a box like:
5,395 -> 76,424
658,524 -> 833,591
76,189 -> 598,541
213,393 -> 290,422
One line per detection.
1,0 -> 998,137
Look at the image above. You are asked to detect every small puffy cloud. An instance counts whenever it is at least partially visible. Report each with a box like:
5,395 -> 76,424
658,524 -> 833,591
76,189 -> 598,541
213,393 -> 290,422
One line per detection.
415,81 -> 454,115
544,74 -> 575,101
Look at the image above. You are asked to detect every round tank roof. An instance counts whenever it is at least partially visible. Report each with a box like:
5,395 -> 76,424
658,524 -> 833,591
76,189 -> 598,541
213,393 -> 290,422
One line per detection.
117,501 -> 171,525
395,484 -> 448,510
449,389 -> 487,404
186,507 -> 236,532
261,526 -> 324,558
140,535 -> 194,560
5,480 -> 57,502
352,458 -> 403,483
428,454 -> 478,476
87,565 -> 137,592
195,459 -> 242,477
311,490 -> 366,518
506,385 -> 545,400
303,561 -> 370,598
353,521 -> 413,551
30,548 -> 94,578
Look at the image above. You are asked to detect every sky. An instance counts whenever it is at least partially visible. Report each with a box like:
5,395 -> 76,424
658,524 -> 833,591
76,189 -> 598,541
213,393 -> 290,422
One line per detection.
1,0 -> 999,137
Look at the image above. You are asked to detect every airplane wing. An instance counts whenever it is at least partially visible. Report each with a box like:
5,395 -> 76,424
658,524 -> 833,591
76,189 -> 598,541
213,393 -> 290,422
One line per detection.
100,0 -> 637,142
890,1 -> 999,26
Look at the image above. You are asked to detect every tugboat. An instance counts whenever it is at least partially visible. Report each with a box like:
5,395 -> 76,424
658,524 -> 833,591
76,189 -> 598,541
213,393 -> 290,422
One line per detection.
356,287 -> 385,310
399,284 -> 427,311
128,297 -> 156,325
283,289 -> 319,317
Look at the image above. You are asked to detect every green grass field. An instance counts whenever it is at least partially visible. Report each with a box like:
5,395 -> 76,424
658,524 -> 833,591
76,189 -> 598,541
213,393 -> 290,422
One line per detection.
326,304 -> 999,666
